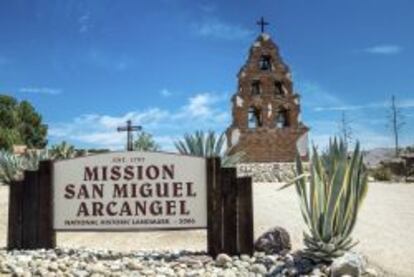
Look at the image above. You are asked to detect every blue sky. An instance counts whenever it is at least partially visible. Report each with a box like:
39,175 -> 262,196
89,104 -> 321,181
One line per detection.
1,0 -> 413,151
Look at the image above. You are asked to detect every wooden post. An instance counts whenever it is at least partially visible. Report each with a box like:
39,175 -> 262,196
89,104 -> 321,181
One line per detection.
22,171 -> 39,248
206,157 -> 223,257
37,160 -> 56,248
7,180 -> 24,249
7,160 -> 55,250
221,167 -> 238,255
237,176 -> 254,255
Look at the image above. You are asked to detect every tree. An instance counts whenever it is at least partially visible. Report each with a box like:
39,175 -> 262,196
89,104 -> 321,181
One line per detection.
388,95 -> 405,157
174,130 -> 244,167
133,131 -> 160,151
338,111 -> 353,148
0,95 -> 47,151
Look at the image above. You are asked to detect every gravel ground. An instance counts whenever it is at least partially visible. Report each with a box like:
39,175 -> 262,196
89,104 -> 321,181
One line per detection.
0,248 -> 338,276
1,182 -> 413,276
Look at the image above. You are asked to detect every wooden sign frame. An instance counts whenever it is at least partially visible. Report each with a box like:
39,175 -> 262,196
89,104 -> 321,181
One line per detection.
7,156 -> 253,256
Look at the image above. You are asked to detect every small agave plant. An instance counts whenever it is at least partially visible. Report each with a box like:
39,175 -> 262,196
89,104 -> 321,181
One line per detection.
0,150 -> 49,185
174,130 -> 244,167
282,138 -> 368,262
0,150 -> 25,185
24,149 -> 50,170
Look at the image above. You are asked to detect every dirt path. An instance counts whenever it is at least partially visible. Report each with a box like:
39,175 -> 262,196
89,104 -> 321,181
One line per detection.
1,182 -> 413,276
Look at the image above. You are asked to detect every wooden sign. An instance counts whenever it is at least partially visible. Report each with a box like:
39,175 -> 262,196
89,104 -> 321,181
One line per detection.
53,152 -> 207,230
7,154 -> 253,256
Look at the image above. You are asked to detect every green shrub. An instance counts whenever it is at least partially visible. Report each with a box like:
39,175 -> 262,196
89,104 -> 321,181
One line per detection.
50,141 -> 76,160
282,138 -> 368,262
174,130 -> 244,167
369,165 -> 392,181
133,131 -> 160,151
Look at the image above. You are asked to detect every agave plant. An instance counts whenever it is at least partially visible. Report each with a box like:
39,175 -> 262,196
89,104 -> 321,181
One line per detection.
0,149 -> 50,185
174,130 -> 244,167
282,138 -> 368,262
50,141 -> 76,160
0,150 -> 25,185
24,149 -> 50,170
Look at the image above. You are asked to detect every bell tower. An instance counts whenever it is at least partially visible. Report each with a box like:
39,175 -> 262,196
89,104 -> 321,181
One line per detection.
226,20 -> 309,162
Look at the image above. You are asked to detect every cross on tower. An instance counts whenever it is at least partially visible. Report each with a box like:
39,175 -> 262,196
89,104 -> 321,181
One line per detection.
117,120 -> 142,151
256,16 -> 269,33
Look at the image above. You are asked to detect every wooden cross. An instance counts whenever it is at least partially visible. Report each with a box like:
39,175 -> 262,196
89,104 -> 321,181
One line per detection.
256,16 -> 269,33
117,120 -> 142,151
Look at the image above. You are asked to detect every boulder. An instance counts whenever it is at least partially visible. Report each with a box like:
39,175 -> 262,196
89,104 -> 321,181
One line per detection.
254,226 -> 292,254
330,252 -> 366,277
216,253 -> 232,267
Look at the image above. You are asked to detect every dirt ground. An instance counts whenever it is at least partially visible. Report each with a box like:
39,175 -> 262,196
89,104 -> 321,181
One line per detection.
1,182 -> 413,276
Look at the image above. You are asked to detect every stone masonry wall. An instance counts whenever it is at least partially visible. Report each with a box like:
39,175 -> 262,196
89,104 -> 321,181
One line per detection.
237,162 -> 310,183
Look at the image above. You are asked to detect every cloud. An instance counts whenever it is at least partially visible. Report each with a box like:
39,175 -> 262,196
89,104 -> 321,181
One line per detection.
160,88 -> 172,97
313,98 -> 414,112
19,87 -> 62,95
48,92 -> 229,151
297,81 -> 343,108
193,18 -> 253,40
363,45 -> 403,55
78,13 -> 91,33
184,93 -> 216,117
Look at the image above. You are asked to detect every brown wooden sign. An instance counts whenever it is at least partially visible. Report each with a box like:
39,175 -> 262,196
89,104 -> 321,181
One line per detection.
7,153 -> 253,256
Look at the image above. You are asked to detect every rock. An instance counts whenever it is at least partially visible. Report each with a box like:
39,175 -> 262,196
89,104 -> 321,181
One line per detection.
35,267 -> 49,276
48,262 -> 59,272
250,263 -> 267,275
293,256 -> 315,274
254,227 -> 292,255
240,255 -> 251,263
87,263 -> 108,275
127,260 -> 142,271
330,252 -> 366,277
268,261 -> 286,275
141,269 -> 155,275
12,266 -> 24,275
223,268 -> 237,277
0,261 -> 11,273
364,267 -> 378,277
216,253 -> 232,267
71,269 -> 89,277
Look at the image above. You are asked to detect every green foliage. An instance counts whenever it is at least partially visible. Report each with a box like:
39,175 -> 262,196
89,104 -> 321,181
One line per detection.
0,128 -> 23,151
369,165 -> 392,181
0,95 -> 47,150
50,141 -> 76,160
174,130 -> 244,167
0,150 -> 49,185
133,132 -> 160,151
0,151 -> 25,185
282,138 -> 368,262
24,150 -> 50,170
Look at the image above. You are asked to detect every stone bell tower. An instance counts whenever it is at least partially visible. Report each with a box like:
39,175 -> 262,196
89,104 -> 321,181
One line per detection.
226,20 -> 309,162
